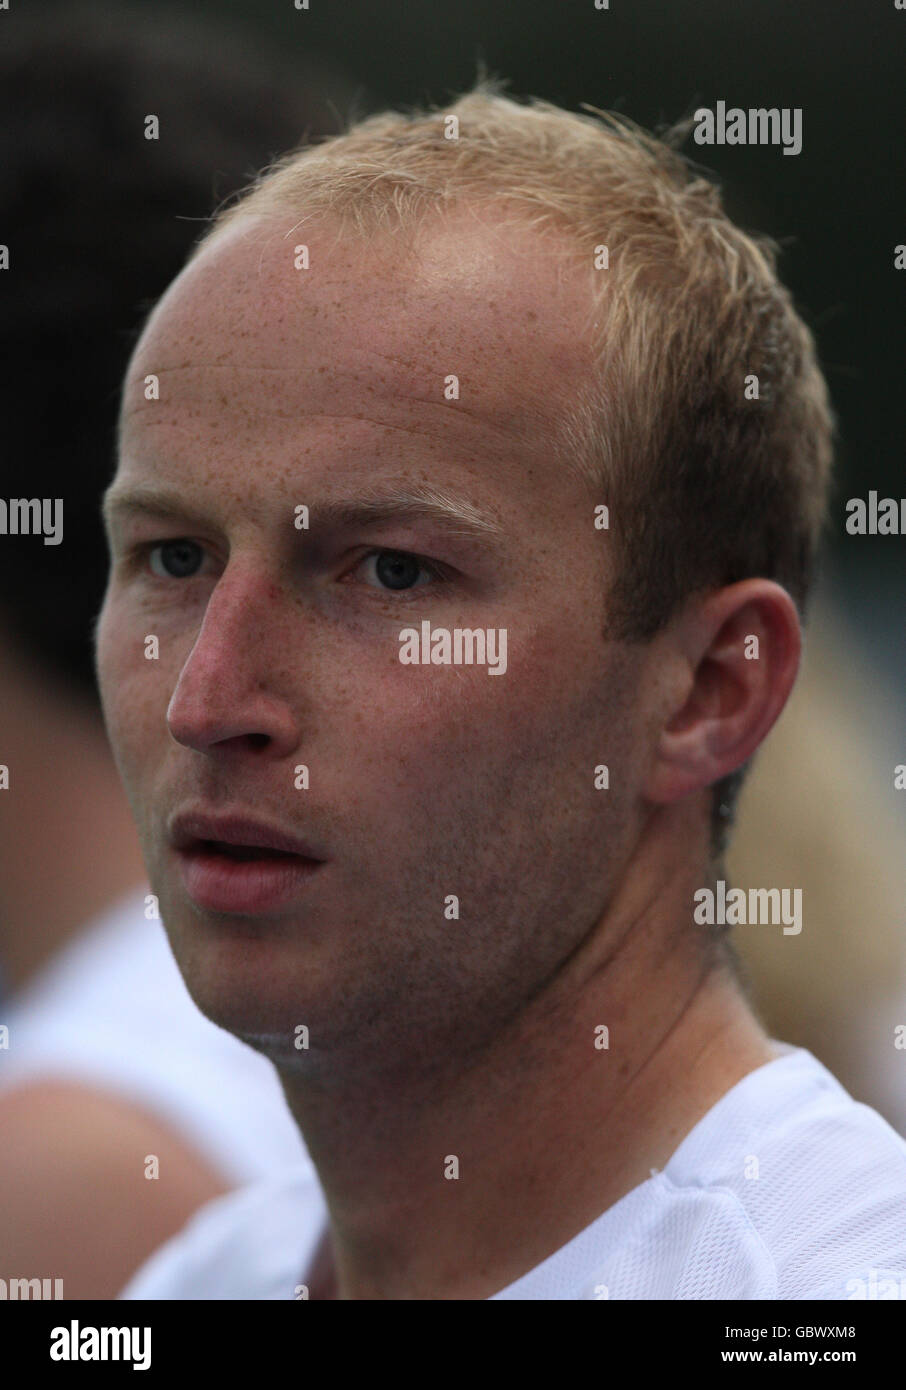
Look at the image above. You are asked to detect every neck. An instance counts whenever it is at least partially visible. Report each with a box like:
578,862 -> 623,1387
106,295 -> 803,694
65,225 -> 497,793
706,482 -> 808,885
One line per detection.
278,802 -> 773,1300
0,651 -> 147,994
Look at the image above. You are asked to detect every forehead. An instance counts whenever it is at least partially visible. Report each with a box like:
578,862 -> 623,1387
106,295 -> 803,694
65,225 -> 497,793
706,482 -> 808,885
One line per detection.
120,206 -> 598,500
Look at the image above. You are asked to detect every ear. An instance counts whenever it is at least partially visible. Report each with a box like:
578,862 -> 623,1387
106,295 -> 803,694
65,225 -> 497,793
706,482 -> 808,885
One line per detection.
643,579 -> 801,807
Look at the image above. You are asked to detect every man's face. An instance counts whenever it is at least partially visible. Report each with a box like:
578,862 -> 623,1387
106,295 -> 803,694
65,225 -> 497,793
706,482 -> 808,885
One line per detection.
96,206 -> 652,1067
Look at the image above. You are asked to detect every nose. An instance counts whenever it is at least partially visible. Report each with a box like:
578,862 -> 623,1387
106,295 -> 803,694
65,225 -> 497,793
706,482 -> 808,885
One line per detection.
166,567 -> 300,758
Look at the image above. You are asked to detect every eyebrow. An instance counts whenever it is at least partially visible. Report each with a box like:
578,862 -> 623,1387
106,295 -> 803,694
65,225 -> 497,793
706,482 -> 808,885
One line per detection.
102,481 -> 504,542
315,485 -> 503,540
102,485 -> 215,534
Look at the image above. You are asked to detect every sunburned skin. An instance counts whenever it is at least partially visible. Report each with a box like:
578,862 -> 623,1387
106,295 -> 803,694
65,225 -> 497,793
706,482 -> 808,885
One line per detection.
97,205 -> 639,1061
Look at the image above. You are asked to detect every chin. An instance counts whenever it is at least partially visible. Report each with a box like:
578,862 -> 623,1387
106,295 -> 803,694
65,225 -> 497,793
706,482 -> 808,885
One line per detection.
168,918 -> 323,1044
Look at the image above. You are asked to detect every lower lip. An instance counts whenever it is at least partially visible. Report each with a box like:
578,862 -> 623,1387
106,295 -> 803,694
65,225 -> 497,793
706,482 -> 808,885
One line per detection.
175,847 -> 324,914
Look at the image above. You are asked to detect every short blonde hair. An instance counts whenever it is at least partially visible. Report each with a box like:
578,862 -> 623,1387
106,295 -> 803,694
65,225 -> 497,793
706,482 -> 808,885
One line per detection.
192,78 -> 836,850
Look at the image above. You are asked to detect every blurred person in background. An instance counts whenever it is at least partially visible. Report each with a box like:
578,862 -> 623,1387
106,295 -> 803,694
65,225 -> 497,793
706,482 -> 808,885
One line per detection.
729,587 -> 906,1135
0,2 -> 357,1298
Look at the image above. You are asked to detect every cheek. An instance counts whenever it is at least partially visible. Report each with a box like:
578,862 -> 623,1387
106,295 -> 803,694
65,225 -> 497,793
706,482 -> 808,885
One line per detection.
95,599 -> 165,777
333,630 -> 589,807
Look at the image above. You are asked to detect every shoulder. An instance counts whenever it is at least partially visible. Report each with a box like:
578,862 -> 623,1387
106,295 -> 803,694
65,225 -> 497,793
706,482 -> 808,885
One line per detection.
665,1047 -> 906,1299
0,1080 -> 231,1298
119,1164 -> 324,1301
0,889 -> 307,1182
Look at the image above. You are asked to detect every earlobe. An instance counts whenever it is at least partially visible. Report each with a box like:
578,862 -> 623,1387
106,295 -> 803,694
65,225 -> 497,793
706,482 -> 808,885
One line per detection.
643,579 -> 801,808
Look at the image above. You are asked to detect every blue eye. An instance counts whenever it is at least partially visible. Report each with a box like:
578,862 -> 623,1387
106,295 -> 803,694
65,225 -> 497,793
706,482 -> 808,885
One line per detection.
149,539 -> 204,579
360,550 -> 437,591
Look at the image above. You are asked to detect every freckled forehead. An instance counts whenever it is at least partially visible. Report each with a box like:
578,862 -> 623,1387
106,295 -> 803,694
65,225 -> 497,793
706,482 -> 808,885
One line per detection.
127,207 -> 597,423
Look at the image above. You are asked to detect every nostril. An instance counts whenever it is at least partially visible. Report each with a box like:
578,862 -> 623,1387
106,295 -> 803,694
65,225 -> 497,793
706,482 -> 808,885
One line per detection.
247,733 -> 269,750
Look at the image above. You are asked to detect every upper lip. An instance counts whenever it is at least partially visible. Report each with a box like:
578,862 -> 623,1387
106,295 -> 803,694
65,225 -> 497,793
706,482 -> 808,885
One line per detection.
169,809 -> 324,860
